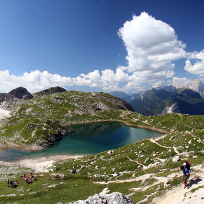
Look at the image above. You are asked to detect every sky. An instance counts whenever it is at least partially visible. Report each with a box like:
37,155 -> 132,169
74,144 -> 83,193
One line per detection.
0,0 -> 204,94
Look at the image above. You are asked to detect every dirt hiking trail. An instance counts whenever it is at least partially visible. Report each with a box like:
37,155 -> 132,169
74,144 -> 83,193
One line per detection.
152,164 -> 204,204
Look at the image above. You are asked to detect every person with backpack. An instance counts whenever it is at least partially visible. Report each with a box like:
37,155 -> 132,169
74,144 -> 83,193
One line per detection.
180,165 -> 190,189
184,161 -> 191,172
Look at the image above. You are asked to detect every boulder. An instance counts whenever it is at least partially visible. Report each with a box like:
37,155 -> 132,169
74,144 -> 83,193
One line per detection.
144,158 -> 150,163
67,192 -> 133,204
172,155 -> 180,163
164,179 -> 170,188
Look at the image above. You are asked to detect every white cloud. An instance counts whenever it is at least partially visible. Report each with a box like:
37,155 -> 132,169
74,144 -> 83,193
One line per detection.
184,50 -> 204,75
117,12 -> 186,81
72,68 -> 129,91
172,77 -> 192,86
152,80 -> 163,88
0,70 -> 74,93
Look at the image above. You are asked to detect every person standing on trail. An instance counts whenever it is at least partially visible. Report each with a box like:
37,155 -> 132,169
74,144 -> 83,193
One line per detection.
180,165 -> 190,189
184,161 -> 191,172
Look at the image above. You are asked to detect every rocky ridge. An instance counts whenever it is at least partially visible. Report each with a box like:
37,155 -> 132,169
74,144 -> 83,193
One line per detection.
33,86 -> 67,98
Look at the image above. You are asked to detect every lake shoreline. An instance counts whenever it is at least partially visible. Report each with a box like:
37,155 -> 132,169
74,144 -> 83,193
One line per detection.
0,154 -> 84,174
63,119 -> 169,134
0,119 -> 169,154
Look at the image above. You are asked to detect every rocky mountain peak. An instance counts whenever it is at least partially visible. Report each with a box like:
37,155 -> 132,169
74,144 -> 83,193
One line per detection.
172,83 -> 187,89
152,84 -> 187,93
8,87 -> 33,100
189,79 -> 204,93
153,85 -> 177,92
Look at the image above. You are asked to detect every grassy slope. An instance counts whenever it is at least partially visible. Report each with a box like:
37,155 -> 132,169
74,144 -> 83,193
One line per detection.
0,91 -> 204,203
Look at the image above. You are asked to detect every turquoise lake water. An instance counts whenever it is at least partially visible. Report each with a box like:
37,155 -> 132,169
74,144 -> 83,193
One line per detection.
0,121 -> 163,161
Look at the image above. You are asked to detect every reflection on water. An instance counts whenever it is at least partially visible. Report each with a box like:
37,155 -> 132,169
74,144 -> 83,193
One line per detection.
0,121 -> 163,162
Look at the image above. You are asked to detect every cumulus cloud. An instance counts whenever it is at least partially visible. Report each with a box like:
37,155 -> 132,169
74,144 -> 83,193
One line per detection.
0,70 -> 74,93
152,80 -> 163,88
184,50 -> 204,75
70,12 -> 188,92
117,12 -> 186,79
172,77 -> 192,86
72,68 -> 130,91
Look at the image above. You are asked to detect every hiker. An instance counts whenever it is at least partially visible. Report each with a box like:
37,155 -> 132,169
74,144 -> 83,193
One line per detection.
9,180 -> 17,188
180,165 -> 190,189
13,181 -> 18,187
184,161 -> 191,172
21,173 -> 26,180
25,177 -> 32,184
7,178 -> 9,187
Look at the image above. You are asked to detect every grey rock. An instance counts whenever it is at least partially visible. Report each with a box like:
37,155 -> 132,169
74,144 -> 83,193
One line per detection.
189,79 -> 204,93
144,158 -> 150,163
33,86 -> 67,97
8,87 -> 33,100
172,155 -> 180,163
67,192 -> 133,204
160,103 -> 180,115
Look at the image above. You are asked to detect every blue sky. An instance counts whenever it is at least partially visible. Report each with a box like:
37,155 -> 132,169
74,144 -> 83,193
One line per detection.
0,0 -> 204,94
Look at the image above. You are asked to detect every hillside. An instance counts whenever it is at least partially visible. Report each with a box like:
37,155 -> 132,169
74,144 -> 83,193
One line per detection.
0,87 -> 204,203
0,113 -> 204,203
130,88 -> 204,116
0,88 -> 135,149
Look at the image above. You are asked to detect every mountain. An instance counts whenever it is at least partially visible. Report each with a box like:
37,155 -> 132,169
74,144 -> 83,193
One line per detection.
109,91 -> 141,103
33,86 -> 67,97
0,86 -> 68,104
154,79 -> 204,98
8,86 -> 33,100
130,89 -> 169,116
0,88 -> 135,147
130,88 -> 204,116
189,79 -> 204,98
109,91 -> 130,99
0,86 -> 70,111
0,86 -> 204,203
152,83 -> 188,92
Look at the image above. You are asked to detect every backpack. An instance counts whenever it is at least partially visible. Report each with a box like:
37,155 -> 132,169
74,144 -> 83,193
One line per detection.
185,161 -> 191,171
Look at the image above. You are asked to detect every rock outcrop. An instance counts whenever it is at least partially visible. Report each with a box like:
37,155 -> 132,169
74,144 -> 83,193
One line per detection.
160,103 -> 180,115
0,93 -> 15,102
67,192 -> 133,204
33,86 -> 67,97
8,87 -> 33,100
95,93 -> 135,112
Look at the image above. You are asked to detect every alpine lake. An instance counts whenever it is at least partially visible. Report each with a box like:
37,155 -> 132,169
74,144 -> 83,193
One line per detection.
0,121 -> 163,162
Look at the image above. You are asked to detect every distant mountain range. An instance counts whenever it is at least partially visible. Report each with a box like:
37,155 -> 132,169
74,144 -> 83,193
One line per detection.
109,91 -> 141,103
110,79 -> 204,116
3,79 -> 204,117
